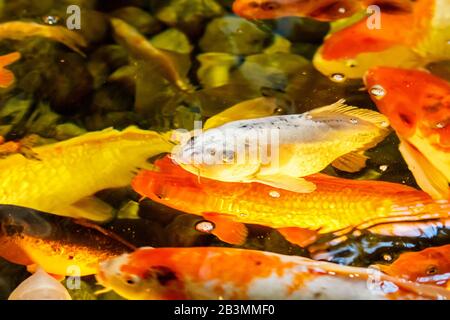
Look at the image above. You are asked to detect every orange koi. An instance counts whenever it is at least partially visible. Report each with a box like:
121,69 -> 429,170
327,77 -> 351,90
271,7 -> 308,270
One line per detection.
380,244 -> 450,287
0,205 -> 133,276
97,247 -> 450,300
313,0 -> 450,79
365,67 -> 450,199
232,0 -> 413,21
0,52 -> 20,88
132,156 -> 450,247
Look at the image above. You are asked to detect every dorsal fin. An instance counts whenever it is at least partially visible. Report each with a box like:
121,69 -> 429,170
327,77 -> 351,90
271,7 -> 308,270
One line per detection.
309,99 -> 390,129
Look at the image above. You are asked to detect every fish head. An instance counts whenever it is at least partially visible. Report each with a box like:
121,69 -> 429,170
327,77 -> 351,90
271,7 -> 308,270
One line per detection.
313,11 -> 422,80
172,129 -> 260,182
365,67 -> 450,145
97,249 -> 185,300
387,246 -> 450,283
232,0 -> 359,21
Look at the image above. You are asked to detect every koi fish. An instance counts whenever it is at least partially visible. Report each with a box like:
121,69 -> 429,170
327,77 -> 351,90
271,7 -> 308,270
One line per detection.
0,22 -> 87,55
97,247 -> 450,300
0,127 -> 173,221
379,245 -> 450,287
172,99 -> 390,194
0,205 -> 133,276
313,0 -> 450,79
0,52 -> 20,89
233,0 -> 413,21
110,18 -> 192,92
132,156 -> 450,246
364,67 -> 450,199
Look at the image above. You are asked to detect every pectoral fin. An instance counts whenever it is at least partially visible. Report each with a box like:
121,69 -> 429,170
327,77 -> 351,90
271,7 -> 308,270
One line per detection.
277,227 -> 319,247
399,139 -> 449,199
201,212 -> 248,245
57,197 -> 115,222
332,152 -> 368,173
252,174 -> 317,193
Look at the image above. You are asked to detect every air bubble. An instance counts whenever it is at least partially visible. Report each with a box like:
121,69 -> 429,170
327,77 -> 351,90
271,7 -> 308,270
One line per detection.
383,254 -> 392,261
369,85 -> 386,99
42,15 -> 60,25
330,73 -> 346,83
274,107 -> 284,114
435,122 -> 447,129
269,190 -> 280,198
195,221 -> 215,233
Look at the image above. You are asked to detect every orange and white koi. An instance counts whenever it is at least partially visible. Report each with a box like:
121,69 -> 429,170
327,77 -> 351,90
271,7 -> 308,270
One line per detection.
132,156 -> 450,246
379,244 -> 450,287
365,67 -> 450,199
313,0 -> 450,79
232,0 -> 413,21
0,52 -> 20,89
97,247 -> 450,300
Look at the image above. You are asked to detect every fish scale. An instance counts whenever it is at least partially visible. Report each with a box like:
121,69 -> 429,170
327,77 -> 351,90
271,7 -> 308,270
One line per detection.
133,157 -> 448,236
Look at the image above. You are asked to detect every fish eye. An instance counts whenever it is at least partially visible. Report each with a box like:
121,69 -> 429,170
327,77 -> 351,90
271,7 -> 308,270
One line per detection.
124,274 -> 141,285
187,136 -> 196,145
261,1 -> 281,10
426,265 -> 439,275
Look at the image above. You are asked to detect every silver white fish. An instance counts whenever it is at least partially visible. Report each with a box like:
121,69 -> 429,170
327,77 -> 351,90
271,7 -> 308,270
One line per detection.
173,100 -> 390,193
